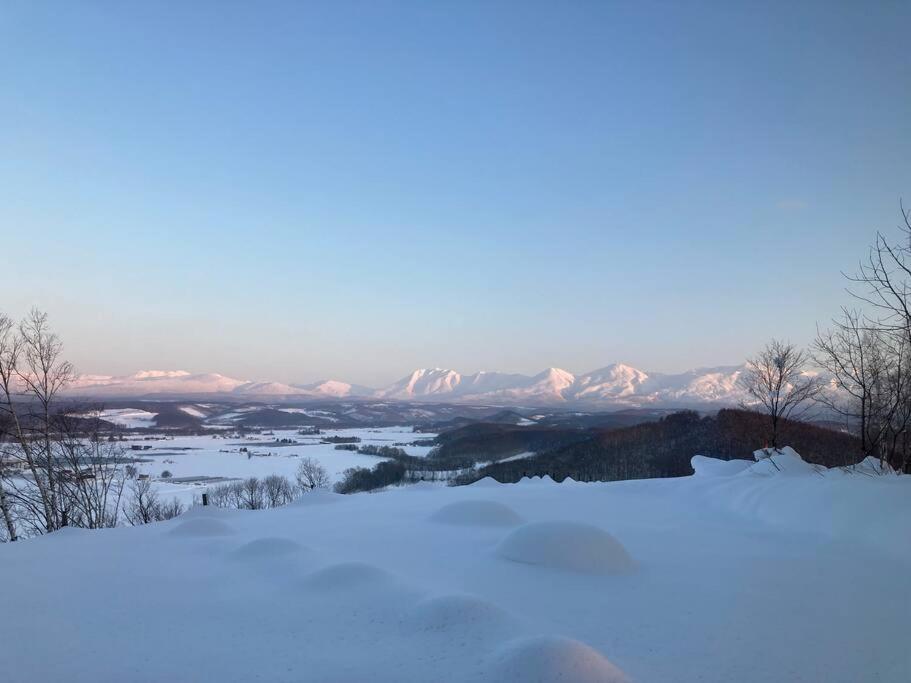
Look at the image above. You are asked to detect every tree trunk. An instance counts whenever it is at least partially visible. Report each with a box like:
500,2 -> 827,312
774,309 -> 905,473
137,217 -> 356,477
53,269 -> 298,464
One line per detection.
0,480 -> 17,541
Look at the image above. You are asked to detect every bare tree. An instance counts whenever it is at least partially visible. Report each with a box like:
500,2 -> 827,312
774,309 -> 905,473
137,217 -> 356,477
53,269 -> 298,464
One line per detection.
0,309 -> 131,538
262,474 -> 295,507
205,480 -> 243,508
206,475 -> 298,510
124,477 -> 183,525
740,340 -> 822,449
239,476 -> 265,510
124,477 -> 160,525
156,498 -> 183,521
845,202 -> 911,349
54,415 -> 127,529
295,457 -> 330,492
0,311 -> 50,536
816,315 -> 911,469
17,309 -> 75,529
0,310 -> 74,534
814,204 -> 911,471
0,347 -> 19,540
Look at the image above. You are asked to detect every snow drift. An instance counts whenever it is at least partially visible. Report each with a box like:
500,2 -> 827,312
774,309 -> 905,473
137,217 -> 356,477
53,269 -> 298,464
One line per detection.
485,636 -> 630,683
496,521 -> 636,575
430,500 -> 524,526
1,448 -> 909,683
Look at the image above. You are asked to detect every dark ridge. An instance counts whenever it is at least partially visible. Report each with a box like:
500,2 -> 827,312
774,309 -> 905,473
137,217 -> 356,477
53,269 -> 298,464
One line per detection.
458,409 -> 864,485
430,423 -> 592,461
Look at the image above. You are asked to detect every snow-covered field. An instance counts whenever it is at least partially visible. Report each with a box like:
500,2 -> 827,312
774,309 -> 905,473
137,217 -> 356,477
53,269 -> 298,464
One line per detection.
127,427 -> 434,506
1,449 -> 908,682
80,407 -> 160,429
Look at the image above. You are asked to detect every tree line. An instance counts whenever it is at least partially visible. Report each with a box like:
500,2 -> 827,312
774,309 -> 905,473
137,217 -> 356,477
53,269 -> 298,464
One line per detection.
204,458 -> 331,509
463,408 -> 862,485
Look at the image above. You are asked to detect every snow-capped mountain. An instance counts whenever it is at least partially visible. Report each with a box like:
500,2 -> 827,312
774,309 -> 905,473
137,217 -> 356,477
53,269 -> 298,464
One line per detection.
375,367 -> 577,402
376,363 -> 748,406
68,372 -> 369,399
377,368 -> 464,399
66,364 -> 751,407
645,366 -> 746,404
70,371 -> 249,396
520,368 -> 577,401
572,364 -> 650,400
462,368 -> 576,403
292,380 -> 375,398
457,370 -> 533,396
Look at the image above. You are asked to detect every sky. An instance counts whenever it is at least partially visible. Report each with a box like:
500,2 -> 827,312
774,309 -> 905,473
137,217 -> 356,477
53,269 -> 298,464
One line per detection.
1,1 -> 910,388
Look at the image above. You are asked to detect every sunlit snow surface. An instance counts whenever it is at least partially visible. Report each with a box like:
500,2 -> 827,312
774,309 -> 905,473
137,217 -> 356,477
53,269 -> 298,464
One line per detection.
82,407 -> 160,428
1,451 -> 910,682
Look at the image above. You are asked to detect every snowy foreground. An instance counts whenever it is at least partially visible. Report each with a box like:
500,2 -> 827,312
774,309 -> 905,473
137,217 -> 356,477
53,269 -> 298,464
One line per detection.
1,451 -> 910,682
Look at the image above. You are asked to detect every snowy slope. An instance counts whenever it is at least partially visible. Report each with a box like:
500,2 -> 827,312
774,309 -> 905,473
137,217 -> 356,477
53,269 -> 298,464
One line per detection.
70,370 -> 249,396
570,363 -> 649,400
1,451 -> 908,683
376,368 -> 578,402
640,365 -> 745,404
293,379 -> 375,398
512,367 -> 576,401
68,372 -> 368,399
231,381 -> 311,396
457,370 -> 537,397
78,408 -> 160,428
466,367 -> 577,403
377,368 -> 465,399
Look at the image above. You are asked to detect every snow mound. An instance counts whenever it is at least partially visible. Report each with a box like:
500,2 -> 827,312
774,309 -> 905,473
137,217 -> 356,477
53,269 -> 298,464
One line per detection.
168,518 -> 235,537
45,526 -> 91,540
747,447 -> 817,476
470,476 -> 504,487
515,475 -> 558,486
854,456 -> 897,476
430,500 -> 523,526
303,562 -> 395,591
231,537 -> 306,560
401,594 -> 518,640
484,635 -> 629,683
691,455 -> 754,477
496,521 -> 635,575
753,445 -> 801,462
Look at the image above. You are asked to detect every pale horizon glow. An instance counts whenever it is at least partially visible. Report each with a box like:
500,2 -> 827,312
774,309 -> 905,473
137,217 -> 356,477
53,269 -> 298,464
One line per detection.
2,1 -> 910,387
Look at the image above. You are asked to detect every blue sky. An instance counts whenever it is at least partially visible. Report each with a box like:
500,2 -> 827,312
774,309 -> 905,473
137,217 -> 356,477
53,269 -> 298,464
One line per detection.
1,1 -> 909,386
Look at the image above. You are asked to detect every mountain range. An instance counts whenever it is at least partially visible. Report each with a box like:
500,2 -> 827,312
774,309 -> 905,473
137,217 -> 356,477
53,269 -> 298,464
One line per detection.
66,364 -> 750,408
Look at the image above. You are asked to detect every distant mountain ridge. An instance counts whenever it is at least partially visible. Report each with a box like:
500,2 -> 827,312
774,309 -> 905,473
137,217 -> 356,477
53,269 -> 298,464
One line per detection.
374,364 -> 747,406
67,363 -> 750,407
